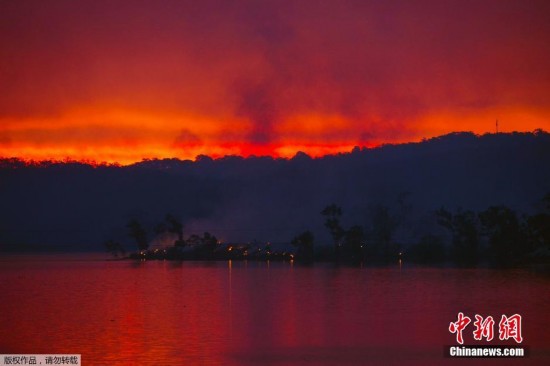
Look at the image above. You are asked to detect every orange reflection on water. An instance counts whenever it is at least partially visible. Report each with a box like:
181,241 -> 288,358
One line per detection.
1,257 -> 549,365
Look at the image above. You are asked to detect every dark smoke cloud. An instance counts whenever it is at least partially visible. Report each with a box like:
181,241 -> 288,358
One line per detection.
1,0 -> 549,149
235,81 -> 279,144
173,129 -> 203,148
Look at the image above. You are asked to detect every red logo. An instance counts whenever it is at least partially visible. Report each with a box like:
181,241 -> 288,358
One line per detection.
498,314 -> 523,343
449,313 -> 523,344
449,312 -> 471,344
473,315 -> 495,341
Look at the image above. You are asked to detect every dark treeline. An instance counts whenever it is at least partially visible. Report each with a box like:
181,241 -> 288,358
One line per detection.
1,130 -> 549,264
105,214 -> 295,261
375,197 -> 549,267
110,194 -> 549,267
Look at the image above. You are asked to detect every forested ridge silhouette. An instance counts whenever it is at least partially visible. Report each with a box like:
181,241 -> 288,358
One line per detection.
1,130 -> 548,266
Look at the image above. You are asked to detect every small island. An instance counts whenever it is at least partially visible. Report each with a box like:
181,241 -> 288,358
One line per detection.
106,196 -> 550,268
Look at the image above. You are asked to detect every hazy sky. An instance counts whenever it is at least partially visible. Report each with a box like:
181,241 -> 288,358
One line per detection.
1,0 -> 549,163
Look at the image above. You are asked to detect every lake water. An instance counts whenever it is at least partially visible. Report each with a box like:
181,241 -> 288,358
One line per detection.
0,255 -> 549,365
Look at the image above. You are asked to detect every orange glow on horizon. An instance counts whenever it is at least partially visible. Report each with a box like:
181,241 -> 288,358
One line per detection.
417,106 -> 550,137
1,121 -> 547,165
1,0 -> 549,165
0,105 -> 548,165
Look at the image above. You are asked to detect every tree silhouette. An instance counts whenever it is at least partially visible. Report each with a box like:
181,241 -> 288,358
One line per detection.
321,204 -> 345,260
408,235 -> 446,264
156,214 -> 185,246
526,193 -> 550,257
291,230 -> 314,262
479,206 -> 524,266
437,208 -> 479,266
201,232 -> 218,253
344,225 -> 365,263
189,232 -> 219,259
186,234 -> 202,247
104,239 -> 126,258
369,205 -> 399,263
127,219 -> 148,251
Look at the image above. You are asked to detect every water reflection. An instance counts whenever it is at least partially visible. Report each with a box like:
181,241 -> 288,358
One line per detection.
0,256 -> 548,365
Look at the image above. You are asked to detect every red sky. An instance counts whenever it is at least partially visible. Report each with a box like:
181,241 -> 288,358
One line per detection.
1,0 -> 549,164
